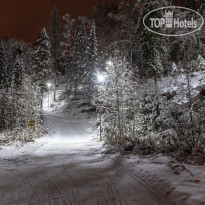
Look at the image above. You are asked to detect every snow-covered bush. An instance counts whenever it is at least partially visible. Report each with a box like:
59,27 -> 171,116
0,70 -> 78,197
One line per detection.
0,40 -> 42,143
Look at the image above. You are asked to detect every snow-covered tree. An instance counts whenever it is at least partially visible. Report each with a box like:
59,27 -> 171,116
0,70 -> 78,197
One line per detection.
70,25 -> 87,99
0,42 -> 8,90
12,47 -> 25,91
49,6 -> 65,102
62,13 -> 75,53
33,28 -> 52,107
86,21 -> 97,68
86,20 -> 98,101
96,53 -> 137,145
196,55 -> 205,71
0,40 -> 42,141
49,6 -> 64,74
136,0 -> 169,78
61,13 -> 75,72
109,0 -> 138,66
33,28 -> 51,86
137,92 -> 154,137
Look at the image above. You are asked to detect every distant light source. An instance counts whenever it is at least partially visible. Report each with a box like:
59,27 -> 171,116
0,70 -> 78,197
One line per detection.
97,73 -> 106,83
47,83 -> 52,88
107,61 -> 113,66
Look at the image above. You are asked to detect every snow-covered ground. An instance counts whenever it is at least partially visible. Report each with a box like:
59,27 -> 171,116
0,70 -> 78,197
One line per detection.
159,71 -> 205,105
122,155 -> 205,205
0,109 -> 205,205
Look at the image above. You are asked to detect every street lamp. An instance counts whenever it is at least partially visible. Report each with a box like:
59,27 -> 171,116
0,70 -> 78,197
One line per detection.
47,83 -> 51,108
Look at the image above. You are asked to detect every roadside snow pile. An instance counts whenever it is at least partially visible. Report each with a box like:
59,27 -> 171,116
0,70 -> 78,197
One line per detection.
121,154 -> 205,205
0,129 -> 43,146
0,137 -> 48,158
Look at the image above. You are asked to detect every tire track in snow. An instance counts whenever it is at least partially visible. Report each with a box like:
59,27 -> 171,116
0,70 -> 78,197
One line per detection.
41,166 -> 68,205
106,155 -> 176,205
95,171 -> 129,205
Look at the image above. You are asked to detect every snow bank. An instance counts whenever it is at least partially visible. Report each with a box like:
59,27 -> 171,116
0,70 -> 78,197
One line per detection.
121,154 -> 205,205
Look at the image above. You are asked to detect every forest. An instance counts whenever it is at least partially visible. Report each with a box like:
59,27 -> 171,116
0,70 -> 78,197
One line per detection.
0,0 -> 205,164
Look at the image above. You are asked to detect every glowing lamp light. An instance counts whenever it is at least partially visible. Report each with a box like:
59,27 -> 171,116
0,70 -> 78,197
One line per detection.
107,61 -> 113,66
47,83 -> 52,88
97,73 -> 106,83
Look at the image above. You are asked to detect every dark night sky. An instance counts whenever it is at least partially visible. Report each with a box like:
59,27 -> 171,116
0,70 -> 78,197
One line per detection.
0,0 -> 121,43
0,0 -> 184,43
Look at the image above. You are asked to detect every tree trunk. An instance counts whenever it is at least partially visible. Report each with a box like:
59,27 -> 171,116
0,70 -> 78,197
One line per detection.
74,78 -> 77,100
54,79 -> 56,102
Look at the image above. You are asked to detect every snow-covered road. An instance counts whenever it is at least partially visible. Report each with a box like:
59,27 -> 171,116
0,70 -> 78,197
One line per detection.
0,110 -> 175,205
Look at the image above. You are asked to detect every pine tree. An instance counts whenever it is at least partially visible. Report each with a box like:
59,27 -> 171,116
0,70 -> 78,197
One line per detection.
136,0 -> 169,78
2,39 -> 26,89
62,13 -> 75,52
12,46 -> 25,91
196,55 -> 205,71
87,21 -> 98,67
86,20 -> 98,101
61,13 -> 75,69
136,83 -> 163,138
33,28 -> 51,87
76,24 -> 87,69
70,25 -> 87,99
0,42 -> 8,89
138,93 -> 154,137
49,6 -> 64,101
116,0 -> 138,66
49,6 -> 64,74
61,14 -> 75,95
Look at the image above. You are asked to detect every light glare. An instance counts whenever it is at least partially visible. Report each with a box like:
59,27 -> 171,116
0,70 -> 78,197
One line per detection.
107,61 -> 113,66
47,83 -> 52,88
97,73 -> 105,83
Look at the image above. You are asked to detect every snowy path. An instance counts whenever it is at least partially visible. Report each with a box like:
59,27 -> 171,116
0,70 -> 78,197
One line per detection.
0,110 -> 175,205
